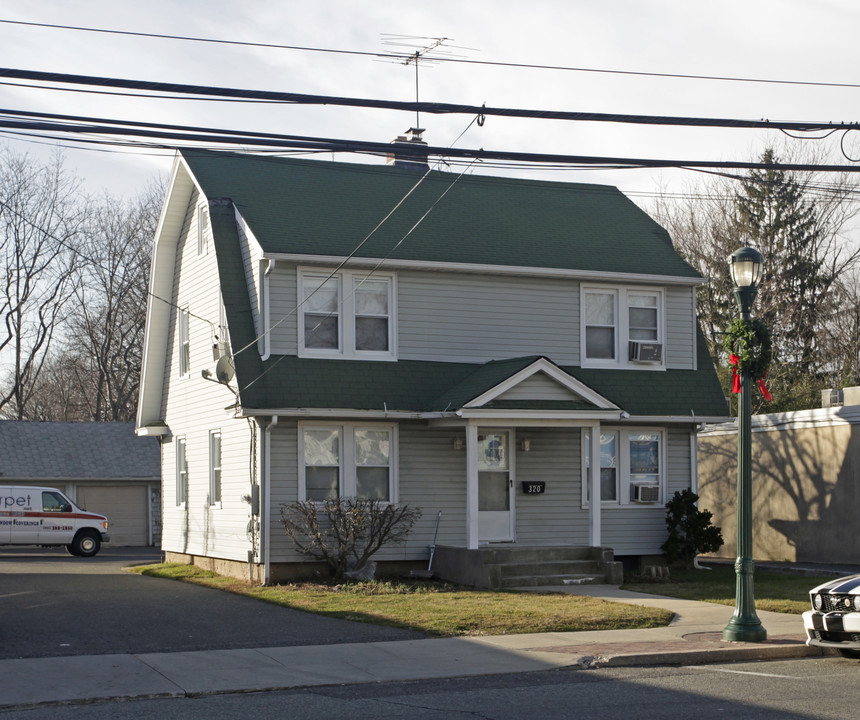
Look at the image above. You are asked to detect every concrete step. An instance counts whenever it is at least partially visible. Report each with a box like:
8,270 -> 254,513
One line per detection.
501,573 -> 606,588
497,560 -> 602,579
479,546 -> 597,565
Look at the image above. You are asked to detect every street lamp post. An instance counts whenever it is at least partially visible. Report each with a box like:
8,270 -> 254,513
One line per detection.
723,246 -> 768,643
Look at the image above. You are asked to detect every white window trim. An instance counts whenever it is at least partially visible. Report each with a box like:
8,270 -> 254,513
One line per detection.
209,430 -> 222,507
178,307 -> 190,378
581,285 -> 665,370
298,422 -> 398,502
297,268 -> 397,361
176,436 -> 187,507
581,427 -> 666,508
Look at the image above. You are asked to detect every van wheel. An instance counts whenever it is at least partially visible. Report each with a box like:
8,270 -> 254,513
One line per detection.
66,544 -> 81,557
70,531 -> 101,558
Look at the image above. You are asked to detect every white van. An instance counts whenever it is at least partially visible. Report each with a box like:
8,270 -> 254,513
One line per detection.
0,486 -> 110,557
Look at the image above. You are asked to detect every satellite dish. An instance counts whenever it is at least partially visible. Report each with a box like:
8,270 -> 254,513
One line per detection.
214,355 -> 235,384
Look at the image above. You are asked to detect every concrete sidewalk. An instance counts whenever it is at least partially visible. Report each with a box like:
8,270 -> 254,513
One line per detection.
0,585 -> 828,710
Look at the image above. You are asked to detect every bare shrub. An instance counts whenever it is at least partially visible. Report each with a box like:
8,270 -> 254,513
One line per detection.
280,498 -> 421,579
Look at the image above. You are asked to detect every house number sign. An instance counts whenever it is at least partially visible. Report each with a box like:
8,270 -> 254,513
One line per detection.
521,481 -> 546,494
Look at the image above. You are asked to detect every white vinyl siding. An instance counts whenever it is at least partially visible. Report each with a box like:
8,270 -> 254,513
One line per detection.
262,266 -> 699,370
666,285 -> 696,368
398,271 -> 580,364
270,422 -> 468,563
515,428 -> 589,546
160,191 -> 261,562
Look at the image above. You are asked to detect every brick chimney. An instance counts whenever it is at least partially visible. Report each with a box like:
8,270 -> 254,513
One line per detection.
386,128 -> 429,171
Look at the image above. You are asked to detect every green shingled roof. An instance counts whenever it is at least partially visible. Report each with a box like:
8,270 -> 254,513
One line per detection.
199,150 -> 725,419
183,149 -> 700,278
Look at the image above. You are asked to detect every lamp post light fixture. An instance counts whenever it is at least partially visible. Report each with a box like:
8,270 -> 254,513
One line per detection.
723,246 -> 768,643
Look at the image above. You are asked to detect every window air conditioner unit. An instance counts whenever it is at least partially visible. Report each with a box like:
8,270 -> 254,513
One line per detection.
628,341 -> 663,363
632,483 -> 660,503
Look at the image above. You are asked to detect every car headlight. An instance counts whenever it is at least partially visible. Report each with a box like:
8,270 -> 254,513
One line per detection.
813,594 -> 823,611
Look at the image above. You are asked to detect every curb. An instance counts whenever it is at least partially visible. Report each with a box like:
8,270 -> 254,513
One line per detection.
591,643 -> 831,668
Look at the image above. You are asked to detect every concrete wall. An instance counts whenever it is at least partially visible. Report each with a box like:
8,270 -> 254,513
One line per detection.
698,409 -> 860,564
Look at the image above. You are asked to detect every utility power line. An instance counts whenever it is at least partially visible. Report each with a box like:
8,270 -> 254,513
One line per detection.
0,67 -> 858,133
3,18 -> 860,91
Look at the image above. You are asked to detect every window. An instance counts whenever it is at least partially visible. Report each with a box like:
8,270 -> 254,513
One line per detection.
300,424 -> 396,502
197,204 -> 209,255
176,437 -> 187,506
42,491 -> 71,513
584,431 -> 618,502
209,431 -> 222,505
583,428 -> 664,506
584,291 -> 616,360
299,269 -> 395,359
628,294 -> 658,342
178,308 -> 190,377
582,286 -> 663,368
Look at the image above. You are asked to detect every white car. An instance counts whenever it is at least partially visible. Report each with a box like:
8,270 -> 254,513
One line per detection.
803,574 -> 860,658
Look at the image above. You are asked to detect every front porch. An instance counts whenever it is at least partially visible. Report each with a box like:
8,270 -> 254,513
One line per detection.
431,545 -> 623,589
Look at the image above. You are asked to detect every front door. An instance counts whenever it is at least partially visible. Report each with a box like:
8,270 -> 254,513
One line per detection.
478,430 -> 514,542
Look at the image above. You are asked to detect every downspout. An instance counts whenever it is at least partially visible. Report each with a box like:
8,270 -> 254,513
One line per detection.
263,415 -> 278,584
261,259 -> 276,361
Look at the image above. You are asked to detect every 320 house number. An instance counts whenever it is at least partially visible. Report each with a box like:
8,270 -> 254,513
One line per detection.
521,481 -> 546,494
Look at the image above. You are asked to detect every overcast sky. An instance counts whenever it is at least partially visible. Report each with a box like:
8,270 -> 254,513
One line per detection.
2,0 -> 859,211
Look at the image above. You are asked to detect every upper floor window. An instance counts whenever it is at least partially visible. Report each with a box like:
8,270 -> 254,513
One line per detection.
178,308 -> 190,377
582,286 -> 663,368
299,269 -> 395,360
197,204 -> 209,255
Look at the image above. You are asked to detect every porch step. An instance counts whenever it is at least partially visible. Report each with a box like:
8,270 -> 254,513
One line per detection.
497,560 -> 602,580
501,572 -> 606,588
431,545 -> 623,589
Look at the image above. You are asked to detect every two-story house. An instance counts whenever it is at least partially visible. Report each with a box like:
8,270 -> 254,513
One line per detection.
136,148 -> 728,586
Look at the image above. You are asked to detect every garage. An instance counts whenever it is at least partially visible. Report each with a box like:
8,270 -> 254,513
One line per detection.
77,484 -> 150,546
0,421 -> 161,547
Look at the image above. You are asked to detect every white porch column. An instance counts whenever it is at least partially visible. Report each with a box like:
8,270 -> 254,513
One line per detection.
588,422 -> 602,547
466,422 -> 479,550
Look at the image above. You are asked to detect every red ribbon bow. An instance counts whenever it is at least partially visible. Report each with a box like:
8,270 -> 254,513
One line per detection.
729,353 -> 772,401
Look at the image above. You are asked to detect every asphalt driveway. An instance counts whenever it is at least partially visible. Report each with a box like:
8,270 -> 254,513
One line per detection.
0,546 -> 423,660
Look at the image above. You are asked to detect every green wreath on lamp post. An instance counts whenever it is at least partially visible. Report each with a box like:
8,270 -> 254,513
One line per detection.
723,317 -> 772,382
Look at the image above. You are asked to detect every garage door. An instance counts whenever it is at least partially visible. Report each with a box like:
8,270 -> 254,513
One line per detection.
76,485 -> 149,546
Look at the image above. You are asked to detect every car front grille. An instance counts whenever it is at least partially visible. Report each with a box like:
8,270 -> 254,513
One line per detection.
819,594 -> 855,613
810,629 -> 860,643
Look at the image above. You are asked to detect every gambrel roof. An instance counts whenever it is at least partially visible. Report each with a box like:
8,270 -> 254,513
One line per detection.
182,149 -> 701,279
138,150 -> 727,431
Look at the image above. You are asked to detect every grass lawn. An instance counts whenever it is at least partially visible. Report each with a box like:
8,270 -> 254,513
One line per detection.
131,563 -> 673,637
622,563 -> 827,614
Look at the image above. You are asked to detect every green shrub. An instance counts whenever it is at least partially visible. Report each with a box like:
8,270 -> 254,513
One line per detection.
661,489 -> 724,568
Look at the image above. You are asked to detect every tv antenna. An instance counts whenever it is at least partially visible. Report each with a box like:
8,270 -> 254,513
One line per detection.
380,34 -> 475,127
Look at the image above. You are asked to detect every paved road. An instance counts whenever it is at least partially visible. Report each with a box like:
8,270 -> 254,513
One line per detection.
0,657 -> 856,719
0,546 -> 422,659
